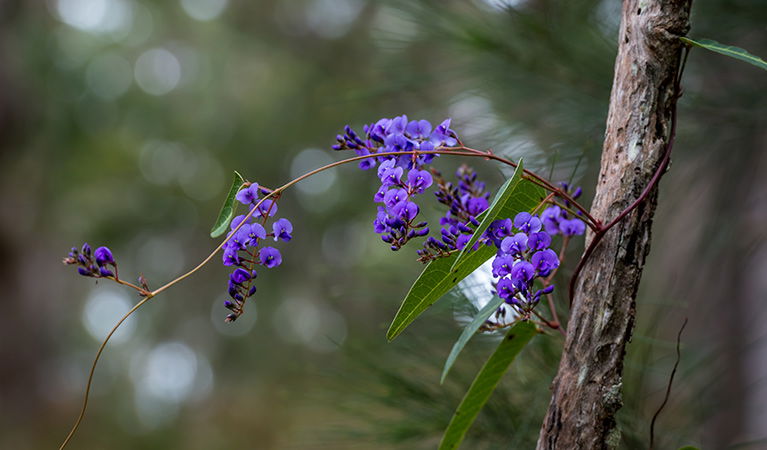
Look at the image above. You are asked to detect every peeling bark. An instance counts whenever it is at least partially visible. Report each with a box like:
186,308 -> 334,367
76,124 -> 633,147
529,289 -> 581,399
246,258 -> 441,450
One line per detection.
536,1 -> 691,448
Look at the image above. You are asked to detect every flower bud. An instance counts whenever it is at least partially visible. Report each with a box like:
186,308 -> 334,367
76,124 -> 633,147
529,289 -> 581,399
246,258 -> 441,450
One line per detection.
94,247 -> 115,267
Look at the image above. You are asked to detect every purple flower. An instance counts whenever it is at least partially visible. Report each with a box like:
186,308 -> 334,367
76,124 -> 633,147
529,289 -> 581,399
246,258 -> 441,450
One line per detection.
231,214 -> 252,230
527,231 -> 552,251
406,119 -> 432,138
258,199 -> 278,217
541,205 -> 562,235
407,169 -> 432,194
511,261 -> 535,287
373,207 -> 388,233
370,118 -> 391,142
513,212 -> 542,234
392,201 -> 419,221
500,233 -> 528,256
222,246 -> 241,266
229,228 -> 250,250
531,249 -> 559,277
230,268 -> 251,285
492,256 -> 515,277
559,218 -> 586,236
388,115 -> 408,134
383,188 -> 408,209
485,219 -> 513,243
455,233 -> 471,250
259,247 -> 282,268
496,278 -> 516,300
466,197 -> 489,216
94,246 -> 114,267
377,159 -> 397,178
356,148 -> 376,170
373,186 -> 387,203
430,119 -> 458,147
236,184 -> 260,205
384,133 -> 412,154
380,166 -> 404,187
272,218 -> 293,242
247,223 -> 267,244
417,140 -> 436,164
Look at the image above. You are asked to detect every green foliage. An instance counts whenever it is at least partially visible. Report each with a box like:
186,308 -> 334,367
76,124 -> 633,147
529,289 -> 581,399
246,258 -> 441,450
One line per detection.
439,321 -> 538,450
387,168 -> 545,341
210,171 -> 244,238
387,245 -> 497,341
441,296 -> 505,384
681,37 -> 767,71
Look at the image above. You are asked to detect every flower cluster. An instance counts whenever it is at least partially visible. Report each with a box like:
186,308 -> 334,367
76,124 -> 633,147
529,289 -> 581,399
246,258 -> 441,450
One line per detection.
221,183 -> 293,322
333,116 -> 459,251
418,165 -> 490,262
485,212 -> 559,313
541,183 -> 586,237
63,243 -> 117,278
329,118 -> 592,322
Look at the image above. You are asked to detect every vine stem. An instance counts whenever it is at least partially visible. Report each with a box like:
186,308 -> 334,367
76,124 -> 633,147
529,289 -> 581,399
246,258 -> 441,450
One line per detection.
452,145 -> 601,229
568,45 -> 689,306
60,145 -> 591,448
58,294 -> 153,450
152,147 -> 593,297
542,235 -> 570,337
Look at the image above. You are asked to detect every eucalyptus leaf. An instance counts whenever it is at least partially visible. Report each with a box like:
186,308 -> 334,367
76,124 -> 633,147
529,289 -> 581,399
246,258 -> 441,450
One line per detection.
439,321 -> 538,450
210,171 -> 245,238
441,295 -> 505,384
681,37 -> 767,71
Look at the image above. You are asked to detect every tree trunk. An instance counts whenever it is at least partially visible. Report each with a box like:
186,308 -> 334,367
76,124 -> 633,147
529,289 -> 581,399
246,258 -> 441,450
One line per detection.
536,1 -> 691,448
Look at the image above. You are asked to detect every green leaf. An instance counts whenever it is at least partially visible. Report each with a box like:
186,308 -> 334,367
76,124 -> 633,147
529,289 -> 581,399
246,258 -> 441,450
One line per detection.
210,171 -> 245,238
441,295 -> 505,384
677,447 -> 700,450
439,321 -> 538,450
450,160 -> 545,272
385,165 -> 545,341
387,245 -> 496,340
681,37 -> 767,71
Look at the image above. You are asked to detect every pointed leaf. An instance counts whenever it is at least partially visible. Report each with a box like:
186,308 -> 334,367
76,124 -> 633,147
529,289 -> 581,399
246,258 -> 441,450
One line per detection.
387,245 -> 496,340
681,37 -> 767,71
386,167 -> 545,341
441,295 -> 505,384
210,171 -> 245,238
439,321 -> 538,450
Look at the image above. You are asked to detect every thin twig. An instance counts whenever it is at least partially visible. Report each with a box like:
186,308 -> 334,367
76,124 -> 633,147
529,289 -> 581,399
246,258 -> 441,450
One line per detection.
649,317 -> 688,450
58,295 -> 154,450
451,146 -> 601,228
542,236 -> 570,336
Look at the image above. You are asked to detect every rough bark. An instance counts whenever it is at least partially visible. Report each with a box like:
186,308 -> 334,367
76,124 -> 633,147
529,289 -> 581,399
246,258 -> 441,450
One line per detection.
536,1 -> 691,449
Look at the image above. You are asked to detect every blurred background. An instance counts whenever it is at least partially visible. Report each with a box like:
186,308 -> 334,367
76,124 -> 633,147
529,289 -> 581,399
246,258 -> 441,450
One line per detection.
0,0 -> 765,448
